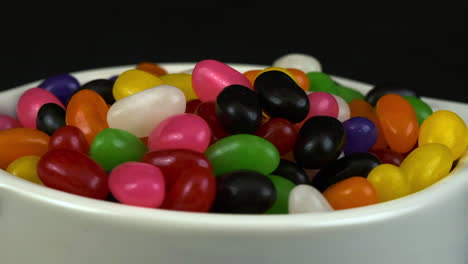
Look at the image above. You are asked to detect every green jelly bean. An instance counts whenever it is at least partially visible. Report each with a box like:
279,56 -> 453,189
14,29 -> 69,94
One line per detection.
307,72 -> 336,93
404,96 -> 433,125
266,175 -> 295,214
90,128 -> 148,171
205,134 -> 280,176
335,84 -> 365,103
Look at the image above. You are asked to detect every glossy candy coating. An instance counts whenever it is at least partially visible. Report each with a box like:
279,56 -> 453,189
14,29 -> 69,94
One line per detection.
288,184 -> 332,214
211,170 -> 276,214
6,155 -> 42,185
418,110 -> 468,160
254,70 -> 309,123
113,69 -> 164,101
205,134 -> 280,176
107,85 -> 186,138
307,72 -> 336,93
272,53 -> 322,72
186,99 -> 202,114
0,114 -> 21,131
369,148 -> 404,166
367,164 -> 411,202
160,73 -> 197,101
342,117 -> 377,155
192,59 -> 252,102
136,62 -> 168,77
265,175 -> 296,214
272,159 -> 308,185
77,79 -> 116,105
243,69 -> 262,86
49,125 -> 89,153
195,101 -> 230,143
334,84 -> 365,103
66,89 -> 109,144
323,176 -> 378,210
216,84 -> 262,134
332,95 -> 351,122
38,73 -> 80,105
36,103 -> 66,136
17,88 -> 65,129
305,92 -> 339,119
349,99 -> 387,149
254,118 -> 297,155
108,162 -> 165,208
256,67 -> 298,85
404,96 -> 433,125
0,128 -> 49,169
287,68 -> 310,91
376,94 -> 419,153
90,128 -> 148,171
148,113 -> 211,153
365,83 -> 419,106
311,152 -> 382,192
37,149 -> 108,199
293,116 -> 345,169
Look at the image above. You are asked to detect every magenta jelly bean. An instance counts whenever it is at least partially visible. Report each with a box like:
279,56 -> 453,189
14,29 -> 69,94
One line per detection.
148,113 -> 211,153
16,88 -> 65,128
192,59 -> 252,102
38,73 -> 80,105
108,162 -> 165,208
306,91 -> 339,119
0,114 -> 21,131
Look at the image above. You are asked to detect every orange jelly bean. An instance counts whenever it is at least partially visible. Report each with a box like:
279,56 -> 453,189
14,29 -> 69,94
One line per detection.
287,68 -> 310,91
348,99 -> 387,149
323,176 -> 378,210
375,94 -> 419,153
136,62 -> 168,77
0,128 -> 49,169
66,90 -> 109,144
243,69 -> 262,86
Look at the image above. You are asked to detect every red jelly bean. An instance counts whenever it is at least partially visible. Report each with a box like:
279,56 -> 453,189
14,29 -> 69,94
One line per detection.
141,149 -> 213,191
162,166 -> 216,212
37,149 -> 109,199
49,126 -> 89,153
195,101 -> 230,143
186,99 -> 202,114
255,118 -> 298,155
370,148 -> 405,166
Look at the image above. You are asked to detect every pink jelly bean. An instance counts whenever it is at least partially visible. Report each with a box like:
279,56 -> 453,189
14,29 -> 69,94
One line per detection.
17,88 -> 65,128
0,114 -> 21,131
148,113 -> 211,153
108,162 -> 165,208
192,59 -> 253,102
306,92 -> 339,119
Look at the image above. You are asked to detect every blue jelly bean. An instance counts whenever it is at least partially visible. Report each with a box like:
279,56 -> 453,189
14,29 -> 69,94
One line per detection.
39,73 -> 80,105
342,117 -> 377,155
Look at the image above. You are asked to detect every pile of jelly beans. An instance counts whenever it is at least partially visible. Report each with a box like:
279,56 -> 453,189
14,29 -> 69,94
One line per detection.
1,53 -> 467,214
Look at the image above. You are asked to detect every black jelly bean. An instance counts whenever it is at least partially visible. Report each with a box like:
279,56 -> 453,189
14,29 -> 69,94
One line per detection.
216,84 -> 262,134
36,103 -> 66,136
254,70 -> 309,123
75,79 -> 115,105
212,170 -> 276,214
272,159 -> 308,185
365,82 -> 419,106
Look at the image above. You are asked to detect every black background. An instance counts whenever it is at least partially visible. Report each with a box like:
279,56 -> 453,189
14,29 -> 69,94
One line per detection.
2,5 -> 468,103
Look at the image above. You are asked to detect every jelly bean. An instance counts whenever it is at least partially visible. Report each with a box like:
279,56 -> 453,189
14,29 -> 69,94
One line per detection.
272,159 -> 308,185
272,53 -> 322,72
256,67 -> 298,84
17,88 -> 65,128
293,116 -> 345,169
287,68 -> 310,91
254,70 -> 310,123
376,94 -> 419,153
90,128 -> 148,171
109,75 -> 119,81
77,79 -> 116,105
255,118 -> 298,155
334,84 -> 365,103
0,114 -> 20,131
38,73 -> 80,105
186,99 -> 202,114
0,128 -> 49,169
205,134 -> 280,176
342,117 -> 377,155
400,143 -> 453,193
323,176 -> 378,210
211,169 -> 276,214
332,95 -> 351,122
192,59 -> 252,102
419,110 -> 468,160
305,92 -> 339,120
266,175 -> 295,214
162,166 -> 216,212
311,152 -> 381,192
38,149 -> 108,199
369,148 -> 404,166
288,185 -> 332,214
136,62 -> 168,77
243,69 -> 262,86
195,101 -> 230,143
148,113 -> 211,153
365,83 -> 419,106
66,89 -> 109,144
113,69 -> 164,101
108,161 -> 165,208
216,84 -> 262,134
107,85 -> 186,138
349,99 -> 387,149
142,149 -> 213,191
36,103 -> 66,136
6,155 -> 42,185
307,72 -> 336,93
403,96 -> 433,125
367,164 -> 411,202
160,73 -> 197,101
49,125 -> 89,153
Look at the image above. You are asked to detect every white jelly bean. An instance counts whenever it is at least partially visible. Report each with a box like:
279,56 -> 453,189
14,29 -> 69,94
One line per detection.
272,53 -> 322,73
332,95 -> 350,122
288,184 -> 332,214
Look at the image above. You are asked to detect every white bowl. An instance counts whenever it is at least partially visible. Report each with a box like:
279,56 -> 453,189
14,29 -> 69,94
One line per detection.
1,63 -> 468,264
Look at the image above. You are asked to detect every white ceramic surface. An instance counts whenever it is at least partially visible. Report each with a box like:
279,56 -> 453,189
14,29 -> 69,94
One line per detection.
1,63 -> 468,264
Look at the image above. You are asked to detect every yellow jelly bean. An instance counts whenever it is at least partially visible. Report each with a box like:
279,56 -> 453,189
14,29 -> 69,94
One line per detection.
160,73 -> 197,101
367,164 -> 411,202
113,69 -> 164,101
6,155 -> 43,185
419,110 -> 468,160
400,143 -> 453,193
256,67 -> 298,84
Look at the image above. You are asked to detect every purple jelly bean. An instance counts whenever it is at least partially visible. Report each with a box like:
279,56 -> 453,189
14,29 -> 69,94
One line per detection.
342,117 -> 377,155
39,73 -> 80,105
109,75 -> 119,81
